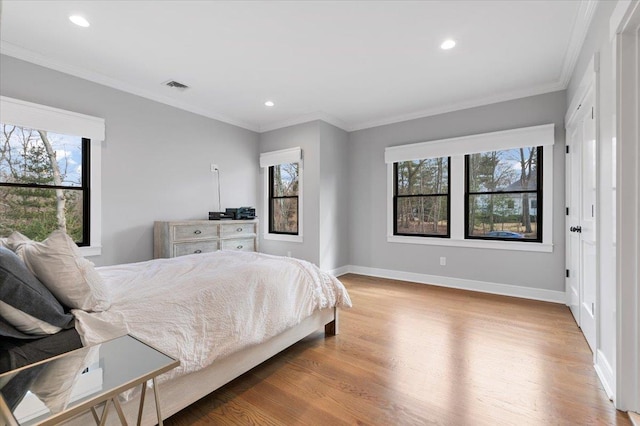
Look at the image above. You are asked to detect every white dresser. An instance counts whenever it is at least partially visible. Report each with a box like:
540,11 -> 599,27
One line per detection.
153,219 -> 258,258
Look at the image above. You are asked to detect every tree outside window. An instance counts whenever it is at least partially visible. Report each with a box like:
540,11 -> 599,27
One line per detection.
0,123 -> 89,244
269,162 -> 299,234
394,157 -> 450,237
465,146 -> 541,241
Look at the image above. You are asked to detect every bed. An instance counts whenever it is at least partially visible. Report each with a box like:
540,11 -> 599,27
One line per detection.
0,232 -> 351,425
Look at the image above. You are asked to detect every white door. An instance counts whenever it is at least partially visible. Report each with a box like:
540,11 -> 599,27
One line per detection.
566,124 -> 581,323
566,87 -> 597,353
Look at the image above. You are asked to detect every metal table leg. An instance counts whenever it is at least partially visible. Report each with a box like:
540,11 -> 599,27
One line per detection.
98,400 -> 111,426
152,377 -> 163,426
112,397 -> 128,425
137,380 -> 147,426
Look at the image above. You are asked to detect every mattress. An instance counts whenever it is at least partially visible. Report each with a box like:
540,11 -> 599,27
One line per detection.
72,250 -> 351,385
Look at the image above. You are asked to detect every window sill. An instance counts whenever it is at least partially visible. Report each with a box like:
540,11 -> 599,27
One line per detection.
79,245 -> 102,257
264,233 -> 303,243
387,235 -> 553,252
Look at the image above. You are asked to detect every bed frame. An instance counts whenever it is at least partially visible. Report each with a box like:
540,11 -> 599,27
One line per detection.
68,307 -> 338,425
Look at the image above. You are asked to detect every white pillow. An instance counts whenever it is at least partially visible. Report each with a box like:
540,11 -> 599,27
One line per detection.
0,300 -> 62,335
6,231 -> 30,254
9,230 -> 111,312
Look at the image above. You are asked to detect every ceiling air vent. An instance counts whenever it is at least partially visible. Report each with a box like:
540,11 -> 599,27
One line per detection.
163,80 -> 189,91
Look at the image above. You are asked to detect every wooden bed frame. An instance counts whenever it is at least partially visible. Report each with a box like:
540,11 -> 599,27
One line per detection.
67,307 -> 338,425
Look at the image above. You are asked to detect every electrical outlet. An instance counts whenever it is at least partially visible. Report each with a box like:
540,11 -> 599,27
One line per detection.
210,163 -> 219,172
440,257 -> 446,266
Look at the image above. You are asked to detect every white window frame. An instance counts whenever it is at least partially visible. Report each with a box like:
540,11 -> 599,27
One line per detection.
260,147 -> 304,243
0,96 -> 104,256
385,124 -> 554,253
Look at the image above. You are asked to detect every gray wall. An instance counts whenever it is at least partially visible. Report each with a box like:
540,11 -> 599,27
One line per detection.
1,54 -> 566,293
257,120 -> 349,271
319,121 -> 349,271
0,55 -> 259,266
348,90 -> 567,291
259,121 -> 321,264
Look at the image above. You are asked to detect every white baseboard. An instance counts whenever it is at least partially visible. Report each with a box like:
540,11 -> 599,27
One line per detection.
629,411 -> 640,426
327,265 -> 350,277
594,350 -> 615,401
339,265 -> 566,304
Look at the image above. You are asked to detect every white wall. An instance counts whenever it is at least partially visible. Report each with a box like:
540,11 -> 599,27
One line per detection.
0,55 -> 259,266
347,91 -> 567,296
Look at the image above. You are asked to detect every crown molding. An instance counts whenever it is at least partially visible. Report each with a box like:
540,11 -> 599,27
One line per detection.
261,81 -> 566,133
259,111 -> 350,133
559,0 -> 599,88
0,41 -> 260,132
348,80 -> 565,132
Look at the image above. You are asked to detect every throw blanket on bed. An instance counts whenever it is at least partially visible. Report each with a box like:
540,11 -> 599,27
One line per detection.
72,251 -> 351,383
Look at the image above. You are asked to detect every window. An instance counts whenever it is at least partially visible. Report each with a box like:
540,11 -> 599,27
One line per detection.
269,162 -> 299,234
394,157 -> 450,237
385,124 -> 554,252
260,147 -> 303,242
0,96 -> 104,255
465,147 -> 542,242
0,125 -> 90,244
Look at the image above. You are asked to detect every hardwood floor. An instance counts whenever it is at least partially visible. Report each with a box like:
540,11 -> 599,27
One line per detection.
166,274 -> 629,425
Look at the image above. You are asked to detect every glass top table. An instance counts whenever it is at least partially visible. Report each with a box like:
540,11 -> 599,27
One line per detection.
0,334 -> 179,426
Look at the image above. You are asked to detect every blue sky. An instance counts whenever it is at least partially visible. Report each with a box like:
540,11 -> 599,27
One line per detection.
48,131 -> 83,186
0,124 -> 83,186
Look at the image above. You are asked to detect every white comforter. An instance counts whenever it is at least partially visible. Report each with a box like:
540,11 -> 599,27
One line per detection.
72,251 -> 351,383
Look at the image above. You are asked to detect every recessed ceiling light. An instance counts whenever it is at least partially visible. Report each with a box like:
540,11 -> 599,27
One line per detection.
440,39 -> 456,50
264,101 -> 275,107
69,15 -> 90,28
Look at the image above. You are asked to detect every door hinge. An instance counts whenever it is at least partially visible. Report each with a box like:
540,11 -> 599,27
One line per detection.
566,207 -> 569,215
566,269 -> 570,278
566,145 -> 570,154
591,107 -> 594,119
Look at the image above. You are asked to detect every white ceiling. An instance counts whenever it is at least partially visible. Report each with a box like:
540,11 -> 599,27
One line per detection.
0,1 -> 595,132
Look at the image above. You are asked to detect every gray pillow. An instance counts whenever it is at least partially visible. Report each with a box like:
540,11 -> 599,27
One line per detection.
0,247 -> 74,339
0,316 -> 41,340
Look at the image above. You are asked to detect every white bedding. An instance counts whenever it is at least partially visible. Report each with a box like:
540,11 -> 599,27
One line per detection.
72,251 -> 351,383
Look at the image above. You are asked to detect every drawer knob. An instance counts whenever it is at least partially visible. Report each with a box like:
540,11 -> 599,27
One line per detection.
194,230 -> 202,235
194,249 -> 202,254
236,227 -> 243,232
237,245 -> 243,249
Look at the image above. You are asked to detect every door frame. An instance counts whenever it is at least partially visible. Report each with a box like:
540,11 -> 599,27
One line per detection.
614,0 -> 640,413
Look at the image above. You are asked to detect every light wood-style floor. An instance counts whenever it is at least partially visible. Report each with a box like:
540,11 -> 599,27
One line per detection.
166,274 -> 629,425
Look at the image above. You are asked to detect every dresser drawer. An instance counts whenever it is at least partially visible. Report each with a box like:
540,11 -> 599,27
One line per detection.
172,224 -> 219,241
221,238 -> 255,252
173,241 -> 219,257
220,222 -> 256,238
155,220 -> 257,258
